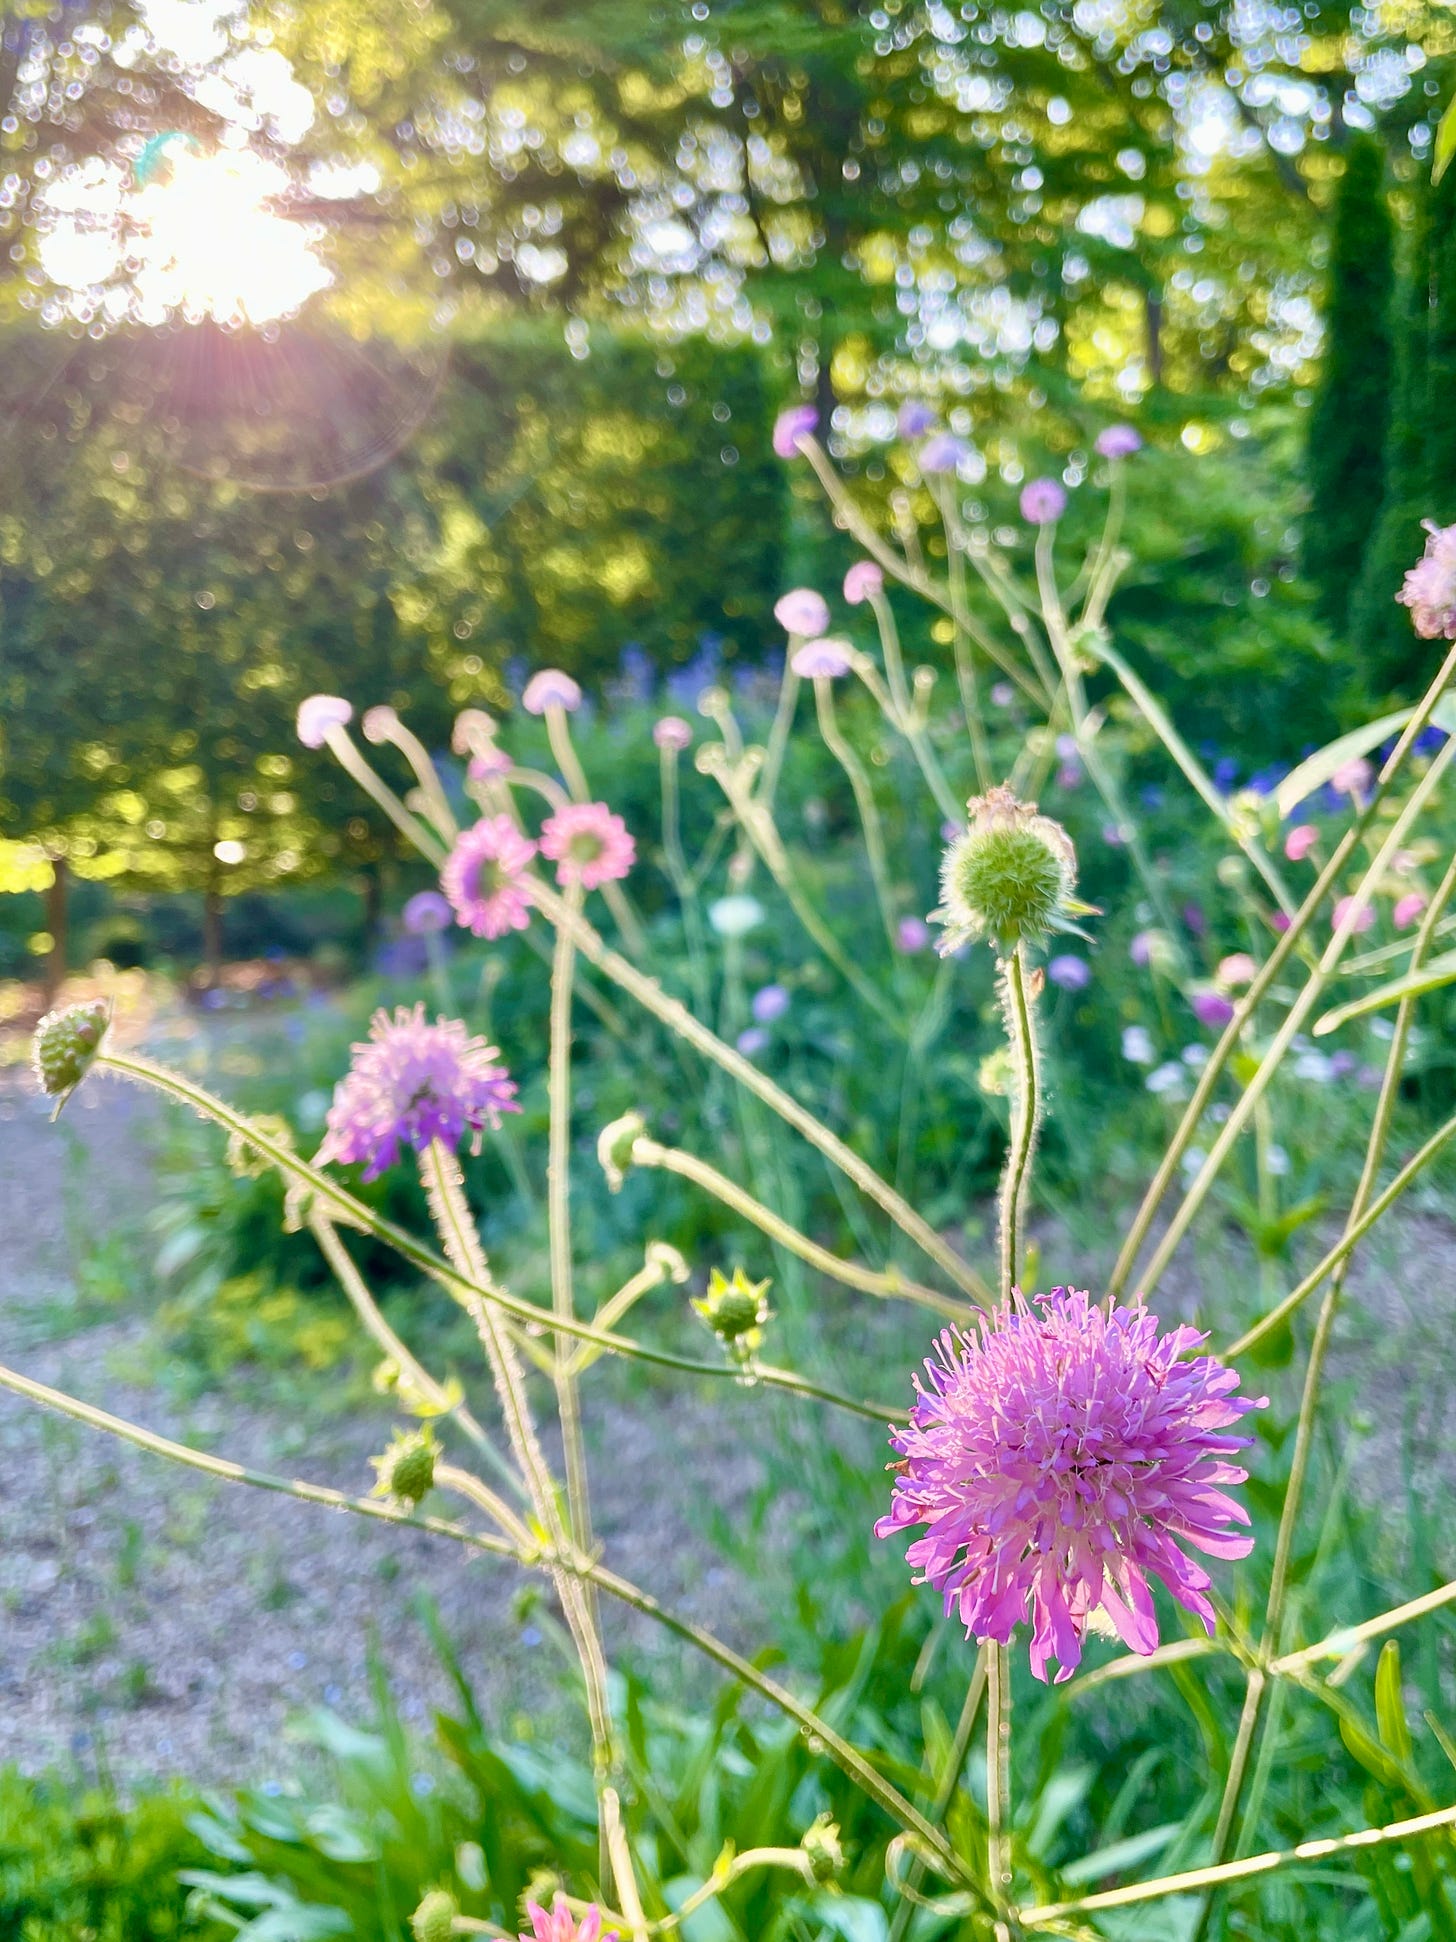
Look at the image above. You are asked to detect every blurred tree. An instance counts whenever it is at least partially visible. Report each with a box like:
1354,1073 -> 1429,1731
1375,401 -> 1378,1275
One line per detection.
1304,137 -> 1393,633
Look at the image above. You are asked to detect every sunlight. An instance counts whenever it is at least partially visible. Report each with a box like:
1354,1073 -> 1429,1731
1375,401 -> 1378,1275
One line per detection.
39,142 -> 330,328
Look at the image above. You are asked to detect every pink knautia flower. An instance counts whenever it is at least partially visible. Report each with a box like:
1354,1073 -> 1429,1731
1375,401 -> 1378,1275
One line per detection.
1332,895 -> 1375,935
897,915 -> 932,953
402,890 -> 452,936
844,560 -> 884,605
1217,952 -> 1258,989
736,1025 -> 770,1058
990,681 -> 1015,707
751,982 -> 790,1024
1095,424 -> 1142,459
1284,824 -> 1318,862
1129,930 -> 1155,968
919,432 -> 968,474
876,1289 -> 1261,1682
468,745 -> 514,784
792,636 -> 854,678
1048,954 -> 1091,991
1270,910 -> 1292,933
522,669 -> 582,715
319,1006 -> 519,1181
1394,891 -> 1427,929
653,715 -> 693,751
443,816 -> 538,939
775,587 -> 831,637
522,1896 -> 618,1942
1398,520 -> 1456,639
1021,477 -> 1068,525
1330,756 -> 1372,797
540,802 -> 635,890
773,403 -> 818,458
1191,990 -> 1236,1029
898,400 -> 937,439
297,695 -> 352,748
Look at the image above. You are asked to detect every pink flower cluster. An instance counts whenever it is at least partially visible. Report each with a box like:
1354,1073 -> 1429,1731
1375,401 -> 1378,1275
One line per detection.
522,1897 -> 618,1942
877,1289 -> 1261,1682
1398,520 -> 1456,640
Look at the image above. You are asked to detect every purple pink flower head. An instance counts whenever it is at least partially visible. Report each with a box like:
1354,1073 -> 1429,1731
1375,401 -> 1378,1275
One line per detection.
1020,477 -> 1068,525
402,890 -> 452,936
773,403 -> 818,459
1048,953 -> 1091,991
1330,756 -> 1372,797
522,1896 -> 618,1942
522,669 -> 582,715
1332,894 -> 1375,935
751,982 -> 790,1024
468,745 -> 514,785
1398,520 -> 1456,640
897,915 -> 932,953
919,432 -> 969,475
1191,989 -> 1236,1029
775,587 -> 831,638
442,816 -> 537,939
1395,890 -> 1427,929
792,636 -> 854,679
1095,424 -> 1142,459
653,715 -> 693,751
540,801 -> 635,890
876,1289 -> 1262,1682
297,695 -> 352,748
898,400 -> 937,439
1284,824 -> 1318,862
319,1005 -> 519,1181
844,560 -> 884,605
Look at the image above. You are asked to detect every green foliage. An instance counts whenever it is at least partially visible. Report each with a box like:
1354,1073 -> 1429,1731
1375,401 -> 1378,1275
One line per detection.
1305,138 -> 1394,634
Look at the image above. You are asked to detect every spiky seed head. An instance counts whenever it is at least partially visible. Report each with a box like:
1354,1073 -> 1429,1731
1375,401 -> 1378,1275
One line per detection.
801,1815 -> 845,1883
371,1427 -> 439,1506
693,1267 -> 773,1363
934,787 -> 1079,954
411,1890 -> 459,1942
32,1000 -> 109,1099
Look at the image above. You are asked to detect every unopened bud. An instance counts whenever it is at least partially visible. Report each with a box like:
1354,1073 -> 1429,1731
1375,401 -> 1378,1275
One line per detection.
371,1427 -> 439,1506
410,1889 -> 458,1942
692,1267 -> 772,1364
32,1000 -> 109,1100
597,1111 -> 647,1191
802,1814 -> 845,1884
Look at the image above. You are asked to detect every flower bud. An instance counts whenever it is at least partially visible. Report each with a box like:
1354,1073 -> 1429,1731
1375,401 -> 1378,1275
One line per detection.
32,1000 -> 109,1100
597,1111 -> 647,1192
692,1267 -> 772,1363
410,1889 -> 459,1942
801,1814 -> 845,1884
933,788 -> 1082,954
371,1427 -> 439,1506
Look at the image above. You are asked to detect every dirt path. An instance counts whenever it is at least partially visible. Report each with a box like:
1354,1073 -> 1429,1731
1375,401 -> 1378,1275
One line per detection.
0,1062 -> 778,1790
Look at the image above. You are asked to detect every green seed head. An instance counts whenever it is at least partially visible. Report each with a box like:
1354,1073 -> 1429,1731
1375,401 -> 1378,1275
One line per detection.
802,1814 -> 845,1884
692,1267 -> 772,1361
371,1427 -> 439,1506
32,1000 -> 109,1099
410,1889 -> 459,1942
935,787 -> 1077,953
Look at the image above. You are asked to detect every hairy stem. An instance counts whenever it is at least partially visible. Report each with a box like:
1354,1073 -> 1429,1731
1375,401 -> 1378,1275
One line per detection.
812,676 -> 899,949
998,948 -> 1041,1300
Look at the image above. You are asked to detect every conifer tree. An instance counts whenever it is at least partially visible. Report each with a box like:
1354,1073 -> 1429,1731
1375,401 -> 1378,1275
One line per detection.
1305,138 -> 1393,631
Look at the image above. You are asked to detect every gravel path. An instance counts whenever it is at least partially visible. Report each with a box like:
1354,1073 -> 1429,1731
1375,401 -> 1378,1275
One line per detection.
0,1060 -> 783,1790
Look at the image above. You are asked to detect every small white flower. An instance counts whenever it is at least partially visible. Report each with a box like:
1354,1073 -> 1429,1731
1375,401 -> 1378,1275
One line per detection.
1181,1044 -> 1210,1069
1122,1024 -> 1156,1066
1146,1061 -> 1189,1098
1266,1144 -> 1291,1176
1180,1146 -> 1207,1178
709,894 -> 765,938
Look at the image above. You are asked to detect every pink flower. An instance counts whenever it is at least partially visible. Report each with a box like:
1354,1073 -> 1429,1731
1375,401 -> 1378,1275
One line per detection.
1095,424 -> 1142,459
1332,896 -> 1375,934
791,637 -> 853,678
1284,824 -> 1318,862
1330,756 -> 1372,797
1217,952 -> 1258,989
1394,891 -> 1427,929
522,670 -> 582,715
1020,478 -> 1067,525
297,695 -> 352,748
877,1290 -> 1261,1683
1398,519 -> 1456,639
521,1896 -> 618,1942
897,916 -> 932,953
1191,990 -> 1235,1028
402,891 -> 452,936
775,588 -> 831,637
442,816 -> 538,938
772,404 -> 818,459
540,801 -> 635,890
844,561 -> 884,605
1129,930 -> 1156,968
319,1006 -> 518,1182
1270,911 -> 1292,933
468,746 -> 513,783
898,400 -> 937,438
653,716 -> 693,751
919,432 -> 969,473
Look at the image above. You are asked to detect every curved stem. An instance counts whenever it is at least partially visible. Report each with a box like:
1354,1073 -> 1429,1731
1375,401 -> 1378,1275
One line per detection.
998,948 -> 1040,1300
322,727 -> 447,865
548,881 -> 595,1563
629,1136 -> 968,1320
527,884 -> 994,1305
99,1051 -> 899,1418
813,677 -> 899,950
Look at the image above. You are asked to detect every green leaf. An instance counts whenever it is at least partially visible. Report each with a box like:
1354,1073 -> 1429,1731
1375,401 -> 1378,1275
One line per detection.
1313,947 -> 1456,1035
1274,709 -> 1416,819
1436,93 -> 1456,185
1375,1640 -> 1415,1767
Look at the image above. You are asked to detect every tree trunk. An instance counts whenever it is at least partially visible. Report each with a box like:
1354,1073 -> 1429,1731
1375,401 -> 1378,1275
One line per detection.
43,854 -> 68,1003
202,883 -> 223,986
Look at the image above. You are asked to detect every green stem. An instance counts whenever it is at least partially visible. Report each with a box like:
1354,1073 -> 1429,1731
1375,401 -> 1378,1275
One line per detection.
888,1648 -> 988,1942
986,1640 -> 1013,1910
548,881 -> 595,1563
998,948 -> 1040,1300
322,727 -> 447,865
812,677 -> 899,949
